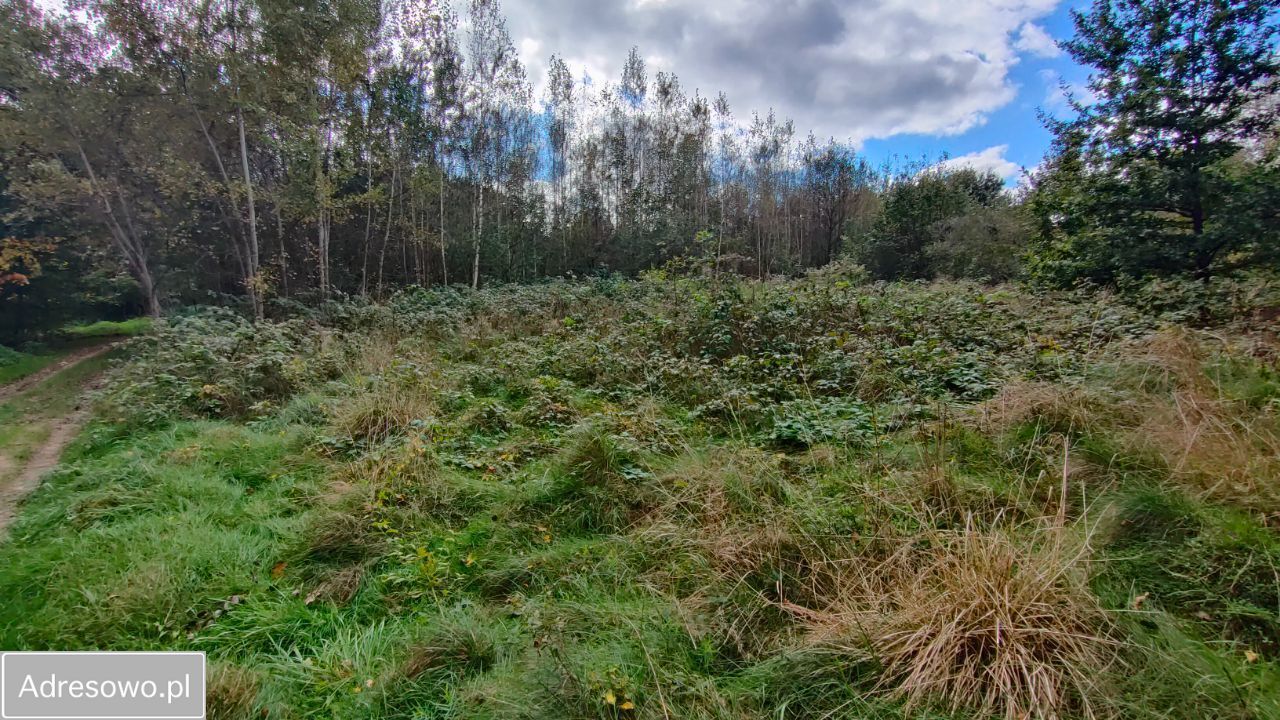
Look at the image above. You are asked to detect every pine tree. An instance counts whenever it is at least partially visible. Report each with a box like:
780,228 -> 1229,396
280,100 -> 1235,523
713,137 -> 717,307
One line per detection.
1037,0 -> 1280,282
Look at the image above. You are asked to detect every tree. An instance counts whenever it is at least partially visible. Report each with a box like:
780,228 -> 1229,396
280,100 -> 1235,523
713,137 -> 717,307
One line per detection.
1035,0 -> 1280,283
854,168 -> 1005,280
463,0 -> 525,288
0,2 -> 167,316
545,54 -> 573,274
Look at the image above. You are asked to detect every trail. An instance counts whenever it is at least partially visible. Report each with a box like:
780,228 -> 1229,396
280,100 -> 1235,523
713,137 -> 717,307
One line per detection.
0,342 -> 115,404
0,345 -> 113,537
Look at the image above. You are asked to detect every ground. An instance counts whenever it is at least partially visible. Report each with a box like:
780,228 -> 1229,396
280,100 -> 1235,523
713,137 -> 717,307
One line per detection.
0,343 -> 116,534
0,272 -> 1277,720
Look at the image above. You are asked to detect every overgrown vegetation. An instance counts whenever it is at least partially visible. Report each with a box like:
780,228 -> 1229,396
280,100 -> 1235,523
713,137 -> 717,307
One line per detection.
2,271 -> 1277,719
0,345 -> 58,384
1,0 -> 1278,718
2,0 -> 1274,341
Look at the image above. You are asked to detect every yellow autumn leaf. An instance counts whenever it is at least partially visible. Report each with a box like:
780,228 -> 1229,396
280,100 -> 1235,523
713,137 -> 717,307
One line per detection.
620,700 -> 635,710
1245,650 -> 1260,663
603,689 -> 616,705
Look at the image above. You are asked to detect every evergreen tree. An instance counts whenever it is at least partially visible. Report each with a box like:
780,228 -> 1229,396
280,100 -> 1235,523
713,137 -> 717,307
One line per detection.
1035,0 -> 1280,283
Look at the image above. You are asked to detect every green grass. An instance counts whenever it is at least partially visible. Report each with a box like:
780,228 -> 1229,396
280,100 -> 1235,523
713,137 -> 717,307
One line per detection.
2,277 -> 1279,719
0,350 -> 60,385
60,317 -> 154,339
0,352 -> 117,481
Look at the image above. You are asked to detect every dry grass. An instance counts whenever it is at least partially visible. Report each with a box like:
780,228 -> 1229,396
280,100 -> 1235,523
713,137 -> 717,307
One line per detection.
1124,329 -> 1280,518
813,515 -> 1117,720
975,380 -> 1113,437
977,329 -> 1280,520
332,381 -> 435,444
305,563 -> 366,605
1133,388 -> 1280,518
300,505 -> 386,565
206,663 -> 260,720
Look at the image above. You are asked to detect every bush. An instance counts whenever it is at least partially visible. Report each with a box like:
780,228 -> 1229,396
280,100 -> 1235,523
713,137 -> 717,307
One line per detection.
61,317 -> 153,339
823,520 -> 1117,720
98,307 -> 351,425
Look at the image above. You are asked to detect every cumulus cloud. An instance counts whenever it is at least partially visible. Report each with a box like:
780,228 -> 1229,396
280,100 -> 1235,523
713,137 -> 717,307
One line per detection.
500,0 -> 1064,144
1014,22 -> 1061,58
936,144 -> 1023,181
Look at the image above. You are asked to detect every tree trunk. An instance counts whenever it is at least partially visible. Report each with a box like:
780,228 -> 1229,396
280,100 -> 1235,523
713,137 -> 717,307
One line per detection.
473,182 -> 484,289
236,103 -> 262,321
75,141 -> 161,317
377,161 -> 397,298
439,167 -> 449,286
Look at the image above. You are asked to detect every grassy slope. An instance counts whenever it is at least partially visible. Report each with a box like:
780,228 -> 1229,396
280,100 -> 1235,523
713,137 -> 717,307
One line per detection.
60,317 -> 154,339
0,276 -> 1277,720
0,317 -> 149,385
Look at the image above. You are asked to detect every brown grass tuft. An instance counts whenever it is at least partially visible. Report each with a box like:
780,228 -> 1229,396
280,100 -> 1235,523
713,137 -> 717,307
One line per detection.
818,517 -> 1117,720
975,380 -> 1109,436
333,382 -> 435,444
1134,388 -> 1280,517
305,563 -> 366,605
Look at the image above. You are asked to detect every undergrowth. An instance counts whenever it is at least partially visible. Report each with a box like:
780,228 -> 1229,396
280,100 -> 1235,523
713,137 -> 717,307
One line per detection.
1,272 -> 1278,719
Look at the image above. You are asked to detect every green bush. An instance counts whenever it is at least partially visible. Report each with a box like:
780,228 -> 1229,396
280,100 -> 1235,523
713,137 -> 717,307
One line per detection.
61,317 -> 154,339
98,307 -> 352,426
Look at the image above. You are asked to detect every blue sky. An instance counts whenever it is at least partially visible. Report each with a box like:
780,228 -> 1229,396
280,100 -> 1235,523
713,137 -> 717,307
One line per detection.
859,0 -> 1093,180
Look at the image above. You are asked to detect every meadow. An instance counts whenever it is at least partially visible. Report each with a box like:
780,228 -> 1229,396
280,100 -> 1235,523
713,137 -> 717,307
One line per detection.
1,267 -> 1278,719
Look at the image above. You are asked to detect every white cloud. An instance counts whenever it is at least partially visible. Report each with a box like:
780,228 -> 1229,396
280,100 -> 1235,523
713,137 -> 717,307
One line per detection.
936,144 -> 1022,181
1014,22 -> 1061,58
500,0 -> 1065,144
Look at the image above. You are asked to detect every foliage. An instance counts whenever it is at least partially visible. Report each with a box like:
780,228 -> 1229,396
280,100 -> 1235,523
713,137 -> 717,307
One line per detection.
97,308 -> 350,426
853,167 -> 1024,280
61,317 -> 153,339
0,350 -> 60,385
3,273 -> 1279,719
925,206 -> 1029,281
1031,0 -> 1280,284
0,344 -> 23,367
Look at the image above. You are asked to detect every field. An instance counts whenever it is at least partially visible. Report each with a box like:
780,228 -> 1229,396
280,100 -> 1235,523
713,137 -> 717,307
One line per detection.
1,269 -> 1278,719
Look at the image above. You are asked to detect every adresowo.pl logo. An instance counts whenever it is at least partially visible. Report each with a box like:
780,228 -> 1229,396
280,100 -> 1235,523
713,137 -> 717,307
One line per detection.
1,652 -> 205,719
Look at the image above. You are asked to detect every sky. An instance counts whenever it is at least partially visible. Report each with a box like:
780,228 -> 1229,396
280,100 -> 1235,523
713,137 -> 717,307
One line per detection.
502,0 -> 1096,183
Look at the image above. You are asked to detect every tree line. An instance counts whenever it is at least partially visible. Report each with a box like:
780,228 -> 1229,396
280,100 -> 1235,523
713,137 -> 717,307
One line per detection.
0,0 -> 1276,339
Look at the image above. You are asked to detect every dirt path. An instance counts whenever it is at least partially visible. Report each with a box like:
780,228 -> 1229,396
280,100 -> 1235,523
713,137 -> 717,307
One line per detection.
0,346 -> 113,537
0,342 -> 116,404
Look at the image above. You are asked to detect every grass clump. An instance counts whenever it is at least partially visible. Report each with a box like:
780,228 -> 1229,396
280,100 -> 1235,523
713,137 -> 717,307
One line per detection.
0,346 -> 59,384
830,519 -> 1117,720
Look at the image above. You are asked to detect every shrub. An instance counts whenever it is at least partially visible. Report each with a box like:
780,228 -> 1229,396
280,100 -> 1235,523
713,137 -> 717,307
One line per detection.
767,397 -> 874,448
61,317 -> 153,339
0,344 -> 23,367
99,307 -> 351,425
